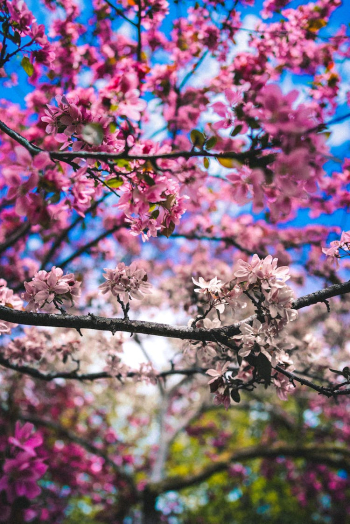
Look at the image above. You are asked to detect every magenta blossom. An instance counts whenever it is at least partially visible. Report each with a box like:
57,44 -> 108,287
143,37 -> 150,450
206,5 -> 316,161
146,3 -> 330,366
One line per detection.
8,422 -> 43,457
0,452 -> 47,503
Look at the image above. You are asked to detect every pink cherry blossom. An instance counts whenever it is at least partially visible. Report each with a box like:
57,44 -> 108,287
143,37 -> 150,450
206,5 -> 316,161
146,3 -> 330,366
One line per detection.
0,452 -> 47,503
99,263 -> 152,304
23,267 -> 81,312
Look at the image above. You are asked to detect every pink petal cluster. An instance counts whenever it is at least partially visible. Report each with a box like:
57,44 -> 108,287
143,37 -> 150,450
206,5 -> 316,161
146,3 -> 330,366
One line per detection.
3,0 -> 55,67
192,276 -> 222,296
322,230 -> 350,264
71,166 -> 97,216
234,254 -> 290,288
99,262 -> 152,304
206,361 -> 230,384
0,422 -> 47,504
194,254 -> 297,404
23,267 -> 81,312
3,146 -> 52,217
211,85 -> 249,130
274,372 -> 295,401
3,327 -> 47,364
42,94 -> 112,151
0,279 -> 23,335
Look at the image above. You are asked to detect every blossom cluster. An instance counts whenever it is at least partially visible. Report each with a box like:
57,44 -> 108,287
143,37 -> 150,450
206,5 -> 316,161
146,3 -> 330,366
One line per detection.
0,279 -> 22,335
193,254 -> 298,407
0,422 -> 47,513
322,230 -> 350,265
42,94 -> 113,151
99,262 -> 152,304
118,162 -> 188,242
210,83 -> 329,221
1,0 -> 55,72
23,267 -> 81,312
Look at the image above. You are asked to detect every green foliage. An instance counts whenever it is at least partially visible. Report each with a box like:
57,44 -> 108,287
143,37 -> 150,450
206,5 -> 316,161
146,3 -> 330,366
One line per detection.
21,56 -> 34,76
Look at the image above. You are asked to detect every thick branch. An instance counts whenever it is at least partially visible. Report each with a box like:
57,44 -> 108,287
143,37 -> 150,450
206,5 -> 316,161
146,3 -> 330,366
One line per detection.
1,279 -> 350,345
153,445 -> 350,494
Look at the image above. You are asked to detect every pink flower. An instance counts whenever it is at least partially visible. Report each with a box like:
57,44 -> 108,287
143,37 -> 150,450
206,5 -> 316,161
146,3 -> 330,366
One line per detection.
264,285 -> 298,321
213,392 -> 231,410
4,146 -> 52,217
8,422 -> 43,457
206,361 -> 230,384
211,85 -> 249,130
192,276 -> 222,295
234,254 -> 290,289
71,166 -> 96,216
274,373 -> 295,401
0,452 -> 47,503
322,230 -> 350,264
0,279 -> 23,335
23,267 -> 81,312
99,263 -> 152,304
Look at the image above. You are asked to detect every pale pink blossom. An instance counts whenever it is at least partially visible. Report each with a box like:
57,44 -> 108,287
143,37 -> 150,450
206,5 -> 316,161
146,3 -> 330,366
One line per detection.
23,267 -> 81,312
99,263 -> 152,304
192,276 -> 222,295
206,361 -> 230,384
274,372 -> 295,401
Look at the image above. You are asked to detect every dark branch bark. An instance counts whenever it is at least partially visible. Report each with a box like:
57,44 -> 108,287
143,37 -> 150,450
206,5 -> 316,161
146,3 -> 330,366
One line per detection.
0,354 -> 207,383
152,445 -> 350,494
0,223 -> 31,254
1,279 -> 350,345
221,278 -> 350,337
0,117 -> 263,163
40,194 -> 110,270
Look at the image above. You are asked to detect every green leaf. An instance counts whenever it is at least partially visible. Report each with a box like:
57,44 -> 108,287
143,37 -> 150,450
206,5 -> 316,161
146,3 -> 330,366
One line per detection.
203,157 -> 210,169
217,157 -> 241,168
256,352 -> 272,387
248,118 -> 260,130
21,56 -> 34,77
106,177 -> 123,188
13,31 -> 21,46
230,389 -> 241,403
230,124 -> 243,137
143,173 -> 156,186
163,221 -> 175,238
109,122 -> 117,134
206,136 -> 217,150
190,129 -> 205,148
115,159 -> 131,169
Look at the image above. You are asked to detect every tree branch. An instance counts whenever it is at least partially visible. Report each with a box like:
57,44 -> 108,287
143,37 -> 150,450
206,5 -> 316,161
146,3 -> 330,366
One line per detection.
0,118 -> 263,163
0,222 -> 31,254
40,194 -> 110,270
1,279 -> 350,345
0,354 -> 208,383
153,444 -> 350,494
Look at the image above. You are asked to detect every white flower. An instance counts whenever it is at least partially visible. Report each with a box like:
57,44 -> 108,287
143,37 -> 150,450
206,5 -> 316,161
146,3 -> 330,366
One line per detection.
192,276 -> 222,295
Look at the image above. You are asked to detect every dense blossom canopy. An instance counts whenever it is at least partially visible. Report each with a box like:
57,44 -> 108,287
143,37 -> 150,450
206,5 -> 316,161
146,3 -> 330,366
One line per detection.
0,0 -> 350,522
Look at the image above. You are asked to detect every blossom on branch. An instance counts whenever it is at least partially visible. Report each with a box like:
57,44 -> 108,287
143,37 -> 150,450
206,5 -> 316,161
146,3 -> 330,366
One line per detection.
99,262 -> 152,304
23,267 -> 81,312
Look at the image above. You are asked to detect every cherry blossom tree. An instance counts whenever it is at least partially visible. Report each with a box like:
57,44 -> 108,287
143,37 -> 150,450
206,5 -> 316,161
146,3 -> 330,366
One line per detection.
0,0 -> 350,521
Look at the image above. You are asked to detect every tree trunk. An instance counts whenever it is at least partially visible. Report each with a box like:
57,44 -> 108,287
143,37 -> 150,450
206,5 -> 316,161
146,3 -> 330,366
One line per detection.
142,488 -> 161,524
